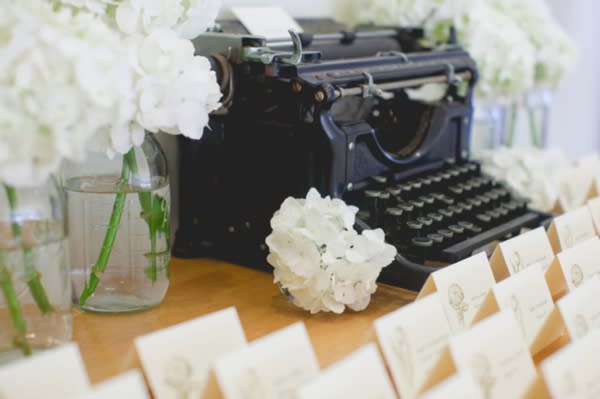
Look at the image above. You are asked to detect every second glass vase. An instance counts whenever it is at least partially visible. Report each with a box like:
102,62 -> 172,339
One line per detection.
64,133 -> 170,313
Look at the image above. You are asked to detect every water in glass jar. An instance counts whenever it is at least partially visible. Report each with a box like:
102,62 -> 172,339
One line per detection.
0,231 -> 71,363
65,175 -> 170,313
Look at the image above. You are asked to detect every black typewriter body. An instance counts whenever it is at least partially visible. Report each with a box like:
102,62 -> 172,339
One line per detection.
173,21 -> 550,291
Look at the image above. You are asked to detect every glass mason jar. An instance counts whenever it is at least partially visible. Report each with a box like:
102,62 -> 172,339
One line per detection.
63,133 -> 170,313
0,178 -> 71,362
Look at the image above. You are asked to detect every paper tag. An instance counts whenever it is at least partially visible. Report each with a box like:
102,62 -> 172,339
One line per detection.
295,344 -> 396,399
549,207 -> 596,253
230,6 -> 303,39
374,293 -> 451,399
135,307 -> 247,399
0,343 -> 90,399
541,329 -> 600,398
557,276 -> 600,340
491,265 -> 554,349
212,322 -> 319,399
69,370 -> 148,399
587,196 -> 600,234
419,252 -> 495,333
555,237 -> 600,292
491,227 -> 555,280
448,311 -> 536,399
419,372 -> 482,399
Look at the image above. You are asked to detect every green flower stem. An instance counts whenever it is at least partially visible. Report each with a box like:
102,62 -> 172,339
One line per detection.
4,185 -> 54,314
78,150 -> 132,306
124,152 -> 161,283
0,250 -> 31,355
505,102 -> 518,148
528,108 -> 540,148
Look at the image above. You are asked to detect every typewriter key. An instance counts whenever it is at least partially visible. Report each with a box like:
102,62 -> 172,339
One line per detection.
448,224 -> 466,242
457,202 -> 473,213
379,192 -> 391,212
437,228 -> 455,243
495,206 -> 510,221
427,233 -> 445,248
417,216 -> 434,235
485,209 -> 501,222
405,220 -> 424,239
467,197 -> 482,210
419,195 -> 435,212
438,194 -> 455,206
494,188 -> 511,202
371,175 -> 388,189
387,187 -> 402,197
438,208 -> 454,222
364,190 -> 381,225
448,185 -> 464,198
475,213 -> 492,227
411,237 -> 434,260
385,208 -> 404,237
458,221 -> 482,235
427,212 -> 444,226
409,199 -> 425,217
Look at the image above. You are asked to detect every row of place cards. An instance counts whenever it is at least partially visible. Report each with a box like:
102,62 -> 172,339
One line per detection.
3,206 -> 600,398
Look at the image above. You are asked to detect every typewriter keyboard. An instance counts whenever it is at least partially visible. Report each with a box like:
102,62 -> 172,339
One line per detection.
352,162 -> 548,266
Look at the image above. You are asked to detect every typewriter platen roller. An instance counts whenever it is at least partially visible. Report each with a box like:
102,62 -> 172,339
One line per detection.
174,21 -> 551,291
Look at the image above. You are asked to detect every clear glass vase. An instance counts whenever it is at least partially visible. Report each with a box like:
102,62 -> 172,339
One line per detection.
63,133 -> 170,313
0,178 -> 71,362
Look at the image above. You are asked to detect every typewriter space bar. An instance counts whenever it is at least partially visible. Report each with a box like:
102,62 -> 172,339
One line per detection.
441,212 -> 542,263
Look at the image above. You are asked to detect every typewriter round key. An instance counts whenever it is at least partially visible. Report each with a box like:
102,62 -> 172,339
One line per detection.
494,188 -> 511,202
439,195 -> 455,206
417,216 -> 434,234
437,229 -> 455,244
438,208 -> 454,221
370,175 -> 388,188
379,192 -> 391,212
457,202 -> 473,213
477,194 -> 492,207
387,187 -> 402,197
411,237 -> 434,261
406,220 -> 424,239
476,213 -> 493,227
449,205 -> 464,218
419,195 -> 436,212
485,209 -> 501,221
448,224 -> 466,240
399,183 -> 414,199
427,212 -> 444,226
427,233 -> 445,249
458,221 -> 481,235
364,190 -> 382,225
448,185 -> 464,197
409,199 -> 425,217
385,208 -> 404,237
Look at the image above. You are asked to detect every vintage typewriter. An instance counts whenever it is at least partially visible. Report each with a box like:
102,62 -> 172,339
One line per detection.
173,20 -> 550,291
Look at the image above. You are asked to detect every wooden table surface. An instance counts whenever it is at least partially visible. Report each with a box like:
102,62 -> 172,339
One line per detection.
73,257 -> 418,384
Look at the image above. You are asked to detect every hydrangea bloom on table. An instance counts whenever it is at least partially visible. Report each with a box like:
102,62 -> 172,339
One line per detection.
266,188 -> 397,314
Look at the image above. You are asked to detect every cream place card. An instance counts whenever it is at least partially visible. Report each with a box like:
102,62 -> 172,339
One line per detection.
422,311 -> 536,399
374,293 -> 452,399
547,207 -> 597,253
556,275 -> 600,340
295,344 -> 396,399
135,307 -> 247,399
419,372 -> 482,399
0,343 -> 89,399
489,227 -> 555,280
472,265 -> 556,355
587,196 -> 600,234
69,370 -> 149,399
540,329 -> 600,398
206,322 -> 319,399
417,252 -> 495,333
546,237 -> 600,297
230,6 -> 303,39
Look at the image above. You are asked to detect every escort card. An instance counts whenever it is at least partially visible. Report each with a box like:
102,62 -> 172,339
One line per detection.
0,343 -> 89,399
587,196 -> 600,234
556,276 -> 600,340
473,265 -> 556,355
419,372 -> 482,399
207,322 -> 319,399
489,227 -> 555,280
70,370 -> 149,399
546,237 -> 600,297
135,307 -> 247,399
230,6 -> 303,39
547,207 -> 597,253
423,311 -> 536,399
540,329 -> 600,398
417,252 -> 495,333
374,293 -> 452,399
295,344 -> 396,399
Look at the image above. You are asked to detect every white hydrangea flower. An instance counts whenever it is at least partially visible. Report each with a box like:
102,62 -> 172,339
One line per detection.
266,188 -> 397,314
0,1 -> 136,186
478,146 -> 570,211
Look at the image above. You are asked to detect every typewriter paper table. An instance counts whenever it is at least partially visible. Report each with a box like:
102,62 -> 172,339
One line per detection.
72,257 -> 566,384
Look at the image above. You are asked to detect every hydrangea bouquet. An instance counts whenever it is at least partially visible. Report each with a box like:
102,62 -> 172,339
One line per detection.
266,189 -> 397,314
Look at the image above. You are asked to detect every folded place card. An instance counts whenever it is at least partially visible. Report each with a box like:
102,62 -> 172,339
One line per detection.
423,311 -> 536,399
0,343 -> 90,399
230,6 -> 303,39
489,227 -> 555,281
374,293 -> 452,399
540,329 -> 600,398
587,196 -> 600,234
206,322 -> 319,399
545,237 -> 600,298
295,344 -> 396,399
473,265 -> 556,355
419,372 -> 482,399
547,207 -> 597,253
556,275 -> 600,341
135,307 -> 247,399
418,252 -> 495,333
69,370 -> 149,399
